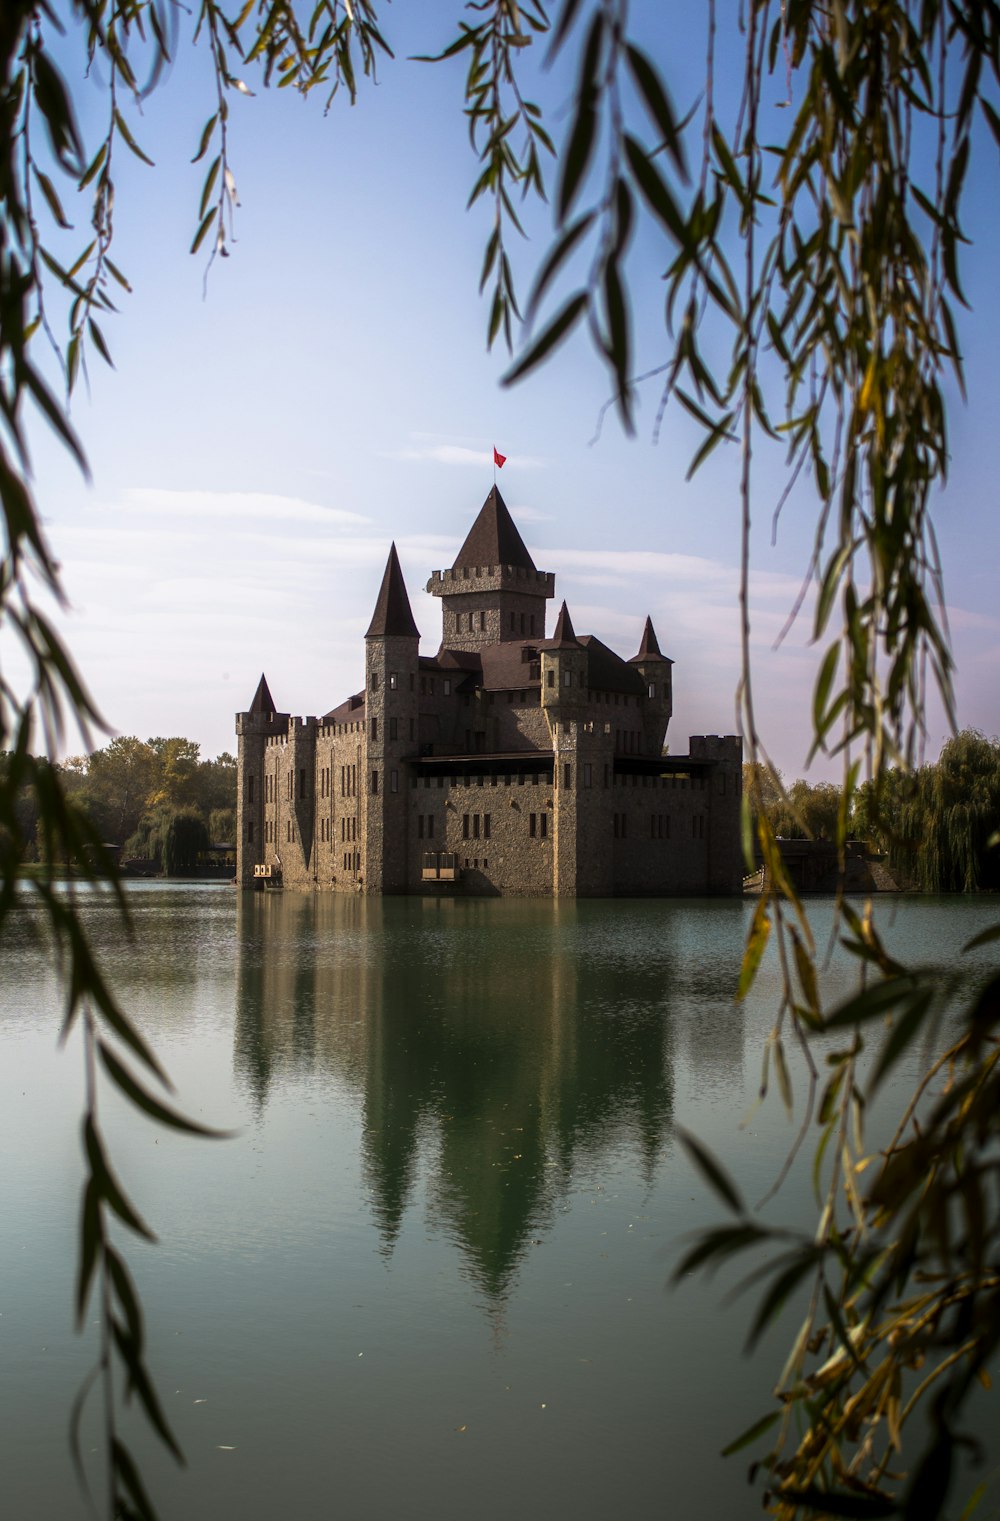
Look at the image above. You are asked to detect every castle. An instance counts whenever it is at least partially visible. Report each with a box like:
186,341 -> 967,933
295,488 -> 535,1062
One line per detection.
235,488 -> 742,896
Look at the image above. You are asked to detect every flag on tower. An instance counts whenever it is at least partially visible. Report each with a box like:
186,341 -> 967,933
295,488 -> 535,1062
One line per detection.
493,447 -> 506,469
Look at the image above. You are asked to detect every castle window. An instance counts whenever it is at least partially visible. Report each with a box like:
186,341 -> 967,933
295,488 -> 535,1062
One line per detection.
389,718 -> 398,741
540,812 -> 548,838
563,669 -> 572,687
473,815 -> 480,840
248,775 -> 254,804
529,813 -> 537,837
648,682 -> 656,699
463,814 -> 470,839
247,821 -> 254,843
371,718 -> 378,741
443,679 -> 452,696
584,763 -> 592,788
564,763 -> 572,789
371,671 -> 379,691
479,611 -> 486,631
484,814 -> 491,839
391,770 -> 398,793
372,770 -> 379,794
389,672 -> 398,690
547,670 -> 554,688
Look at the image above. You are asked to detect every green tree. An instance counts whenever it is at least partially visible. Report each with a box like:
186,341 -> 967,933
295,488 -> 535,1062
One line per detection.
2,5 -> 999,1521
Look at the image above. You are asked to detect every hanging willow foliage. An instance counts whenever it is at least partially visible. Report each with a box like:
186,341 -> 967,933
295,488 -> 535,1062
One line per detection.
2,3 -> 999,1520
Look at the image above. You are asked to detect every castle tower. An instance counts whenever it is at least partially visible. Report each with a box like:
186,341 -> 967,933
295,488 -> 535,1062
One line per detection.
629,616 -> 674,757
363,544 -> 420,894
426,486 -> 555,651
235,673 -> 286,889
541,604 -> 613,896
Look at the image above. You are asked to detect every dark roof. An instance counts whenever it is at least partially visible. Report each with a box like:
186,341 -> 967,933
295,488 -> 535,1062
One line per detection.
366,543 -> 420,639
578,635 -> 645,695
629,615 -> 673,665
536,601 -> 579,649
452,487 -> 536,572
479,643 -> 541,691
324,690 -> 366,723
249,673 -> 276,714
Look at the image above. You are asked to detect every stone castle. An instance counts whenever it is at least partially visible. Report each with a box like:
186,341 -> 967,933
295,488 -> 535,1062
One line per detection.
236,488 -> 742,896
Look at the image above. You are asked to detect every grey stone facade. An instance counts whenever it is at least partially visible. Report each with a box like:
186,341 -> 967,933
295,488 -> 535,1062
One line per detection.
236,489 -> 742,897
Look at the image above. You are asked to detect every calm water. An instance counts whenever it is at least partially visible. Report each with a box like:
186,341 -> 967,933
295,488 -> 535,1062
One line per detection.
2,887 -> 998,1520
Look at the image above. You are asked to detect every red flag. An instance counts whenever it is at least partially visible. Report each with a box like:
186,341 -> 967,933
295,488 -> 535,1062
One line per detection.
493,447 -> 506,469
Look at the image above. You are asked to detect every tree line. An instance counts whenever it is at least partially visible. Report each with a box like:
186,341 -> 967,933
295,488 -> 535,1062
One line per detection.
745,730 -> 1000,892
2,737 -> 236,874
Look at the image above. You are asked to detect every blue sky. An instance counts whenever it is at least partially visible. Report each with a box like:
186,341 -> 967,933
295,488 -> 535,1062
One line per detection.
15,2 -> 1000,779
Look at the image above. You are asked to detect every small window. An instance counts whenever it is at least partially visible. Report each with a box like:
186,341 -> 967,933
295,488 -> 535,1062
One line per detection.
540,812 -> 548,839
463,814 -> 470,839
371,717 -> 378,741
391,770 -> 398,793
473,815 -> 480,840
547,670 -> 554,688
389,672 -> 398,690
484,814 -> 491,839
509,612 -> 515,630
444,679 -> 452,696
529,813 -> 537,837
583,763 -> 592,789
247,821 -> 254,843
563,669 -> 572,687
371,671 -> 379,691
389,717 -> 398,741
479,611 -> 486,631
564,762 -> 572,789
248,774 -> 254,804
372,769 -> 379,794
648,682 -> 656,699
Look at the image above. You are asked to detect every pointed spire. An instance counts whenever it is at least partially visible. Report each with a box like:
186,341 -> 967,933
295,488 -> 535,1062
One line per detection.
366,543 -> 420,639
629,615 -> 672,664
551,601 -> 579,646
249,672 -> 276,714
452,486 -> 536,571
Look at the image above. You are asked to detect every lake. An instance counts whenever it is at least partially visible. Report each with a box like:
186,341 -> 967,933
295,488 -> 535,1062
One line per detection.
2,886 -> 998,1519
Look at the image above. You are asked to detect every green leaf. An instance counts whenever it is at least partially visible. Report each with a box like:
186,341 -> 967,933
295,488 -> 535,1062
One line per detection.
678,1129 -> 745,1215
720,1409 -> 780,1457
33,168 -> 72,229
738,898 -> 771,1001
526,211 -> 595,318
623,135 -> 689,248
97,1042 -> 232,1138
192,113 -> 219,163
625,45 -> 686,179
962,922 -> 1000,953
190,209 -> 215,256
114,109 -> 154,167
502,292 -> 588,384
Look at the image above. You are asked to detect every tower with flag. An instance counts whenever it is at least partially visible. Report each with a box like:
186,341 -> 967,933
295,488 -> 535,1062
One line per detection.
236,485 -> 742,897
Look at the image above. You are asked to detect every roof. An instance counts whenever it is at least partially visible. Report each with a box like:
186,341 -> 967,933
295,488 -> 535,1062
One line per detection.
452,487 -> 536,572
536,601 -> 580,649
628,615 -> 673,665
248,673 -> 276,714
366,543 -> 420,639
479,643 -> 540,691
578,635 -> 645,695
324,690 -> 367,723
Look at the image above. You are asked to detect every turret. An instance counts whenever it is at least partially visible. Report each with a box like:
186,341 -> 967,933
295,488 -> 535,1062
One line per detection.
426,487 -> 554,651
235,673 -> 287,888
540,602 -> 588,718
629,616 -> 673,756
364,544 -> 420,893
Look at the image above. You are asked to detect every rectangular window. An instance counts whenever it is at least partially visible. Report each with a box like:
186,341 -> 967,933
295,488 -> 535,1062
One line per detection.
463,814 -> 470,839
389,717 -> 398,741
473,814 -> 480,840
391,770 -> 398,793
479,611 -> 486,631
547,669 -> 554,688
484,814 -> 491,840
564,763 -> 572,789
247,821 -> 254,843
540,812 -> 548,839
583,763 -> 592,788
372,770 -> 379,794
389,672 -> 398,690
371,718 -> 378,741
371,671 -> 379,691
248,774 -> 254,804
529,813 -> 537,837
444,679 -> 452,696
563,669 -> 572,687
648,682 -> 656,699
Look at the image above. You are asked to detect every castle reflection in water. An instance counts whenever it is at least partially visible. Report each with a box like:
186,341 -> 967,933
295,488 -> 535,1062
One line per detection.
233,893 -> 746,1303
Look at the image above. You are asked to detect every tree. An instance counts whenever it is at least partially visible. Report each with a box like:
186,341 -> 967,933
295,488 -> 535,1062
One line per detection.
2,4 -> 999,1520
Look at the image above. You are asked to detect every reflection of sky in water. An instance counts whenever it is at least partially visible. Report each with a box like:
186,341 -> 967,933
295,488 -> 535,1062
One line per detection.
2,886 -> 998,1521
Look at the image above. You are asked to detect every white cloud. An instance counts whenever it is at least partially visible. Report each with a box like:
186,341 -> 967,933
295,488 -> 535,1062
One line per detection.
386,443 -> 545,469
121,488 -> 370,528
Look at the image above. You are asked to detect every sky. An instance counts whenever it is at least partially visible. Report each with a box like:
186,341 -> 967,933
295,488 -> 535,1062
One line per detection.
11,2 -> 1000,780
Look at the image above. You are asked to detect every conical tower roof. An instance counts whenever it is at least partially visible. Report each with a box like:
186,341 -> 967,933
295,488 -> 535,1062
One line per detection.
248,672 -> 276,714
551,601 -> 579,646
452,487 -> 535,572
629,615 -> 672,664
366,543 -> 420,639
